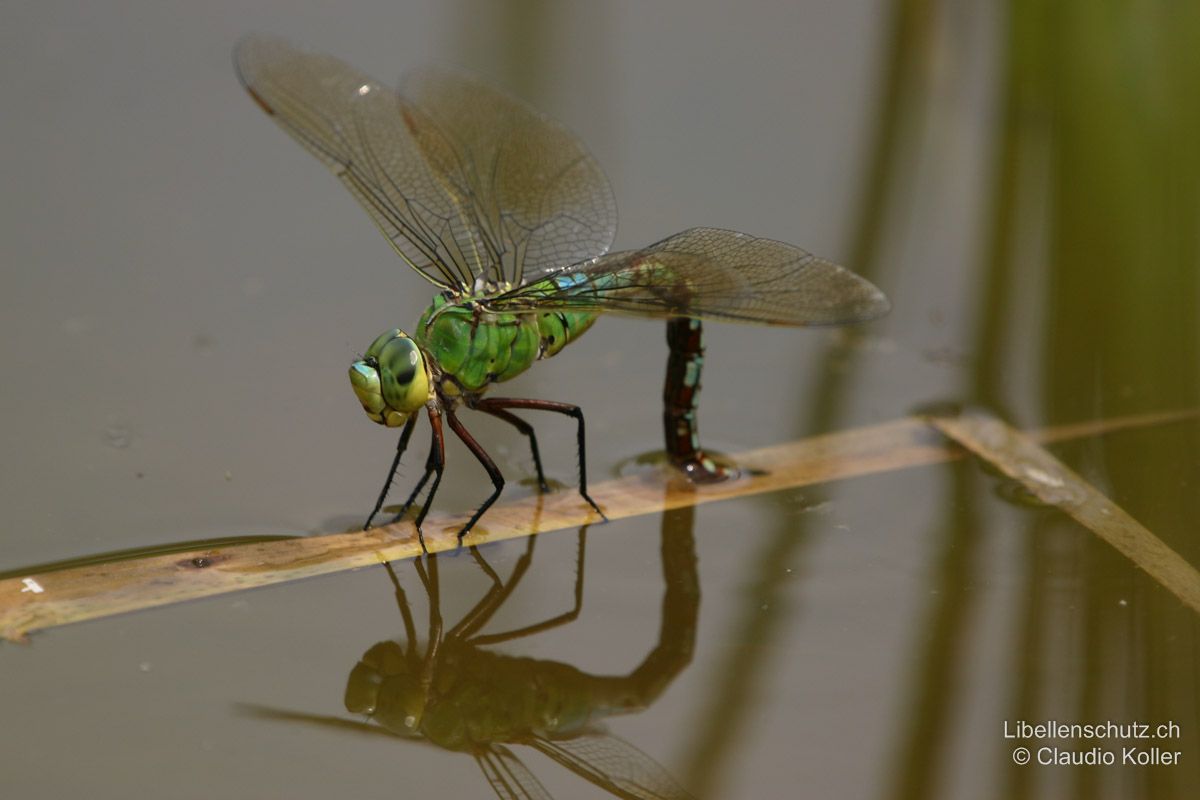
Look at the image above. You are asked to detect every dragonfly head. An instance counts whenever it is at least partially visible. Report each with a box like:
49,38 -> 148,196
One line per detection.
349,329 -> 431,427
345,642 -> 431,737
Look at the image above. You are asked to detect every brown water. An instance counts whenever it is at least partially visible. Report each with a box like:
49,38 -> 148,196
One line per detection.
2,1 -> 1199,798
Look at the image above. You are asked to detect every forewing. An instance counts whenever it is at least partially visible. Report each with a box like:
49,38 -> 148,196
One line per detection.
490,227 -> 890,326
403,67 -> 617,287
476,746 -> 555,800
234,35 -> 488,290
526,731 -> 696,800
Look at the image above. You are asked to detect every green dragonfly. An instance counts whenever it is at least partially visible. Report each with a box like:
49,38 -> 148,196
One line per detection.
235,36 -> 889,543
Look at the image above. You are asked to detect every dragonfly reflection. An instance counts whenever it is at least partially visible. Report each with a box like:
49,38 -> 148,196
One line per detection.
244,509 -> 698,799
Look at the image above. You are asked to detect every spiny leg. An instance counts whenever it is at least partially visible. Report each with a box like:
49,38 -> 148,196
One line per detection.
391,422 -> 441,525
412,551 -> 443,671
404,407 -> 445,551
664,317 -> 728,483
471,397 -> 605,519
445,407 -> 505,539
471,402 -> 550,492
382,560 -> 419,660
447,540 -> 531,641
364,414 -> 418,530
451,537 -> 539,640
469,527 -> 588,646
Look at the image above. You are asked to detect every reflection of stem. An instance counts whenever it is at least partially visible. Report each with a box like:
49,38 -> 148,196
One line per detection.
885,466 -> 979,800
883,0 -> 1034,793
678,506 -> 811,796
845,0 -> 937,278
1001,515 -> 1048,798
680,0 -> 933,794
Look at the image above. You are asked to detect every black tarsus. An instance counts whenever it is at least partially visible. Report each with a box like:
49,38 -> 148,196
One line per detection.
471,397 -> 606,520
410,407 -> 446,550
378,407 -> 446,552
472,403 -> 551,492
364,414 -> 418,530
391,412 -> 442,523
365,396 -> 606,547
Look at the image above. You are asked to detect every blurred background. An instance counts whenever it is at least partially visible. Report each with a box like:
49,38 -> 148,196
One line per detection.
2,1 -> 1198,797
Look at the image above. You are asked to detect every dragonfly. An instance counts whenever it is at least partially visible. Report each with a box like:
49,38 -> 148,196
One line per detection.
234,35 -> 890,544
243,511 -> 700,799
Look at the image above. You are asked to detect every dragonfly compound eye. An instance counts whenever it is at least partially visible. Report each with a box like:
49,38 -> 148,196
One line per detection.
349,330 -> 430,427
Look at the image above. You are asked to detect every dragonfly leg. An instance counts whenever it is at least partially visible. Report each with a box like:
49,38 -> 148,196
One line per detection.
392,425 -> 440,525
363,414 -> 418,530
468,527 -> 588,646
445,407 -> 505,540
412,551 -> 444,664
664,318 -> 728,483
386,407 -> 445,551
410,407 -> 446,551
446,544 -> 517,641
381,560 -> 419,660
452,532 -> 546,641
470,402 -> 550,492
470,397 -> 606,520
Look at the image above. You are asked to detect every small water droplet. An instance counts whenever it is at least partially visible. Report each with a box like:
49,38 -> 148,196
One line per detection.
139,661 -> 152,672
1022,465 -> 1065,489
104,422 -> 132,449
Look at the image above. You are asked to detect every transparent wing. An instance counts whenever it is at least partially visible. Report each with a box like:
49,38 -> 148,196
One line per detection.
236,35 -> 485,290
402,67 -> 617,288
488,227 -> 890,326
235,36 -> 616,292
525,731 -> 696,800
234,703 -> 428,744
476,746 -> 555,800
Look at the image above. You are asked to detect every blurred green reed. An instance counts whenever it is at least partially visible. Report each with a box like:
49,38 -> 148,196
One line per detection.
683,2 -> 1200,798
